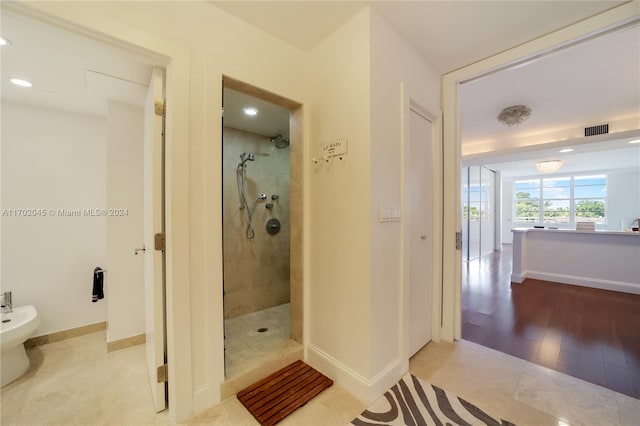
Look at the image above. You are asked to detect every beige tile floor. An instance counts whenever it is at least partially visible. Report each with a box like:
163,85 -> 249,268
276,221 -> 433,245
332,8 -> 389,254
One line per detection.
224,303 -> 291,379
2,331 -> 639,425
409,340 -> 640,426
0,331 -> 171,426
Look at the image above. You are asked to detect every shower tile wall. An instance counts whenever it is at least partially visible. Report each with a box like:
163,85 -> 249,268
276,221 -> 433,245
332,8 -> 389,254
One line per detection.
223,127 -> 290,319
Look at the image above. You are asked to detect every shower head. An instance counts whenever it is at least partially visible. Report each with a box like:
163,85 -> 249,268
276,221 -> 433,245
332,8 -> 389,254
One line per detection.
270,135 -> 290,149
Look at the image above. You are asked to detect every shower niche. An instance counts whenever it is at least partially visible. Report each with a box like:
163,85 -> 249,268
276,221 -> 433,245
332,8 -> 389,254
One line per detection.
222,83 -> 299,379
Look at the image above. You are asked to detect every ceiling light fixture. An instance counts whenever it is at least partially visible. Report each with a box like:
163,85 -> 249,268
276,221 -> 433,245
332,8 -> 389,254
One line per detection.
558,148 -> 574,153
243,107 -> 258,116
0,37 -> 9,46
629,139 -> 640,144
497,105 -> 532,126
10,78 -> 33,87
536,160 -> 564,173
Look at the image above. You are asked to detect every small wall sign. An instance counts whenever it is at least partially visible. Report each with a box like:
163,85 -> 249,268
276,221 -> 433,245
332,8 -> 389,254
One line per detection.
321,137 -> 348,159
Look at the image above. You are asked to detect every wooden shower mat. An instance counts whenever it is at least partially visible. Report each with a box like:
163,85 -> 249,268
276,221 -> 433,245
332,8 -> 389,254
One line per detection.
236,359 -> 333,426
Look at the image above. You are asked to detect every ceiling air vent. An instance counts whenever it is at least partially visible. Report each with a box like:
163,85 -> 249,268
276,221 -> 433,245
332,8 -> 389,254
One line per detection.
584,124 -> 609,137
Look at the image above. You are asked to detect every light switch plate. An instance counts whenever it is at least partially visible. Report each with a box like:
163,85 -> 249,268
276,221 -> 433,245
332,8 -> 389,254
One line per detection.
379,204 -> 400,223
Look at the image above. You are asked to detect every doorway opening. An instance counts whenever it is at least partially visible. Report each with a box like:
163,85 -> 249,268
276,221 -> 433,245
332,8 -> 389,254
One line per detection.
1,6 -> 169,416
452,13 -> 640,398
221,77 -> 303,380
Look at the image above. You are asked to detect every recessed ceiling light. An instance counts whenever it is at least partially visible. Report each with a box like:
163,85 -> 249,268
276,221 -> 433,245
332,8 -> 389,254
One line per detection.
558,148 -> 574,153
243,107 -> 258,116
10,78 -> 33,87
0,37 -> 9,46
629,139 -> 640,144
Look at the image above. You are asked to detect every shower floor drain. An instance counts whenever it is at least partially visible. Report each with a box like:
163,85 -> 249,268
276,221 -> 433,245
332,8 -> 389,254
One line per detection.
257,327 -> 268,333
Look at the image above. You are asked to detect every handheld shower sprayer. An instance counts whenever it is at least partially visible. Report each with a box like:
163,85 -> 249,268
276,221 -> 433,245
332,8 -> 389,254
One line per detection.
237,152 -> 257,211
236,153 -> 265,239
239,152 -> 255,167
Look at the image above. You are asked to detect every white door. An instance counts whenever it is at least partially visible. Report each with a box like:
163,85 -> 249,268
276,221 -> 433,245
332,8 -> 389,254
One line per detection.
144,68 -> 167,412
408,109 -> 433,357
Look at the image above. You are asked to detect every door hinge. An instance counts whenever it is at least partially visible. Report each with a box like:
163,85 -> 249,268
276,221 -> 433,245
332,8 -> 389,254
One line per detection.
157,363 -> 168,383
154,232 -> 166,251
455,231 -> 462,250
154,99 -> 166,117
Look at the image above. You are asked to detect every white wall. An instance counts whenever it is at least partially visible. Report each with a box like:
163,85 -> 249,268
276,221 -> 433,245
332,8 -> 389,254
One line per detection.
369,8 -> 440,382
106,100 -> 145,343
306,7 -> 373,391
501,167 -> 640,240
1,101 -> 107,336
305,7 -> 441,404
606,169 -> 640,230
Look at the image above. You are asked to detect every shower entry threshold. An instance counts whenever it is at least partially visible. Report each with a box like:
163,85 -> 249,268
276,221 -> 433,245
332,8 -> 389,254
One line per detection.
221,339 -> 303,400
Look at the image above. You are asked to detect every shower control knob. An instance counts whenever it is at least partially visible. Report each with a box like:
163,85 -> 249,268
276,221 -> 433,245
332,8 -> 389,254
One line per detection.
266,218 -> 281,235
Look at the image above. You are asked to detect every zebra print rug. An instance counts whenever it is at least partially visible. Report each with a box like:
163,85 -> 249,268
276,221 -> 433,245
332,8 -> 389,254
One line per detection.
351,374 -> 515,426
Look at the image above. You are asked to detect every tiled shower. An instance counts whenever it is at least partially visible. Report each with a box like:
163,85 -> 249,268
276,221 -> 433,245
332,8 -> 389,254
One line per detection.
222,125 -> 291,377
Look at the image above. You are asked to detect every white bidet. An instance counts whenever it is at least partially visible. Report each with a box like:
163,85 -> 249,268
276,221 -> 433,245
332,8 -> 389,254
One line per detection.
0,305 -> 40,387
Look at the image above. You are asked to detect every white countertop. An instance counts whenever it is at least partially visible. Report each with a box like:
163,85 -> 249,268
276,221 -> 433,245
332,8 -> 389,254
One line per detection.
512,227 -> 640,237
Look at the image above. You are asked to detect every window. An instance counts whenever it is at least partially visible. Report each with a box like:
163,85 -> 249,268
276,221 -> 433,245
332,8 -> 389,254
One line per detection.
574,175 -> 606,223
515,179 -> 540,223
514,174 -> 606,225
542,177 -> 570,224
467,181 -> 481,221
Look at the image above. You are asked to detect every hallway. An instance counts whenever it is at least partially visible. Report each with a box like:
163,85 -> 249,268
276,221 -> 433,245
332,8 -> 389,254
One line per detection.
462,245 -> 640,399
3,329 -> 638,424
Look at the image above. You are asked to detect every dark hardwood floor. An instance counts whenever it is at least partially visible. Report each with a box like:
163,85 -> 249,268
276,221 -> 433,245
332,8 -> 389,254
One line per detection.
461,245 -> 640,399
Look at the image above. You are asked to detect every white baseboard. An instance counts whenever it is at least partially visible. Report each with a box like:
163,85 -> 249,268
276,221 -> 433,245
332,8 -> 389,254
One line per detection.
192,384 -> 211,415
306,344 -> 406,405
510,272 -> 526,283
522,270 -> 640,294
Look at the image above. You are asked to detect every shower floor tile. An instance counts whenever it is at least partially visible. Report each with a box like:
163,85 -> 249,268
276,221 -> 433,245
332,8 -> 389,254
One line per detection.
225,303 -> 291,378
